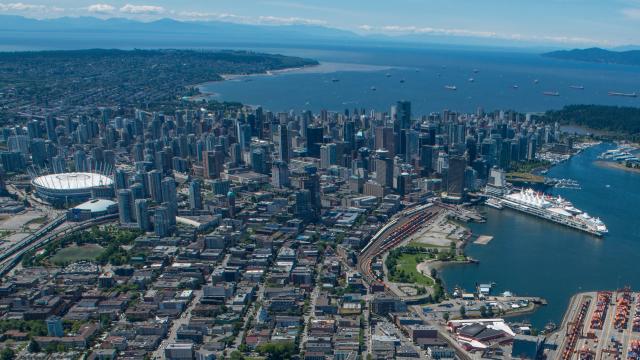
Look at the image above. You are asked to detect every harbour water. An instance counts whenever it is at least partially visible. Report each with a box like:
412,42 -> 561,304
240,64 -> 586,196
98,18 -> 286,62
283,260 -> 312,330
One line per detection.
201,46 -> 640,114
440,143 -> 640,328
200,46 -> 640,328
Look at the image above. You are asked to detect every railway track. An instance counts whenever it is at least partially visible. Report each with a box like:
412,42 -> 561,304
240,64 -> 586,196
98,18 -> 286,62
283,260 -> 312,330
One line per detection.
357,204 -> 442,290
0,214 -> 118,277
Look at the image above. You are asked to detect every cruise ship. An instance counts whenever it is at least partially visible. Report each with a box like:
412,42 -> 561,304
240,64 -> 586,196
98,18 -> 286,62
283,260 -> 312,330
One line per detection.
494,188 -> 608,236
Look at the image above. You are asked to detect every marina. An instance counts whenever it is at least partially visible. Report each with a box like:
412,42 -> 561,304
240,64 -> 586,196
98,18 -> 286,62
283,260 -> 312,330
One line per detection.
598,143 -> 640,164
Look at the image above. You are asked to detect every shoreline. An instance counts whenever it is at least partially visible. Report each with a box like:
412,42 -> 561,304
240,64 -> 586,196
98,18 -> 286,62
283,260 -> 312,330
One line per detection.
187,63 -> 322,102
595,160 -> 640,174
219,63 -> 321,81
192,60 -> 400,102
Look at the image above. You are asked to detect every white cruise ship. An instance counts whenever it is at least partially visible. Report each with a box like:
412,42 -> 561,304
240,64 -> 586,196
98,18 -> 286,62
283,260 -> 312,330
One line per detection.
495,188 -> 608,236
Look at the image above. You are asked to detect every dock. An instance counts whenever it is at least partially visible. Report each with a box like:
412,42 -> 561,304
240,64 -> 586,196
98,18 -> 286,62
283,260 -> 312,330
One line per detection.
474,235 -> 494,245
548,289 -> 640,360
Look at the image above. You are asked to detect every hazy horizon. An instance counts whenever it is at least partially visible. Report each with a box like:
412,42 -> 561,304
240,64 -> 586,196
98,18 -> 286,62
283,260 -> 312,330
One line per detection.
1,1 -> 639,49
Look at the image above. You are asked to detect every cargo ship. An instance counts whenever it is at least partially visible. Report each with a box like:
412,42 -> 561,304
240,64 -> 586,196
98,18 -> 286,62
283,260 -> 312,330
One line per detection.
608,91 -> 637,97
492,188 -> 608,236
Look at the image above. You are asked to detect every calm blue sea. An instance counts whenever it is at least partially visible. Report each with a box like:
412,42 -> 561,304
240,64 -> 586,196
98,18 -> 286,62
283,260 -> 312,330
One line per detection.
440,143 -> 640,328
201,46 -> 640,114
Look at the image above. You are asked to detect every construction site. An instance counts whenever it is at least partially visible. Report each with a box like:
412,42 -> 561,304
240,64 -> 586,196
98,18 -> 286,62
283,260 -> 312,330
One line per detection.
549,289 -> 640,360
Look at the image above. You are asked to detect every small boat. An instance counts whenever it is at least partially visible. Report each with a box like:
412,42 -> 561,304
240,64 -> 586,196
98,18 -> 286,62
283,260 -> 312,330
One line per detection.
533,79 -> 539,84
543,91 -> 560,96
473,69 -> 479,73
445,85 -> 457,91
608,91 -> 637,97
331,78 -> 340,83
468,78 -> 475,82
370,86 -> 377,91
569,85 -> 584,90
386,73 -> 391,77
485,198 -> 504,210
399,79 -> 405,83
513,85 -> 519,89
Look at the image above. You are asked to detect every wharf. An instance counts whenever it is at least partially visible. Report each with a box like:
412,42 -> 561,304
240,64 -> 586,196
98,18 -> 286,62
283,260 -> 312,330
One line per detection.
473,235 -> 494,245
548,289 -> 640,360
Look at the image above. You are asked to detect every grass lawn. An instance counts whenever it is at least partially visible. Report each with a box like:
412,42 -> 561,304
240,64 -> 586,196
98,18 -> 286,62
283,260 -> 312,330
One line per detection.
506,172 -> 545,183
390,253 -> 434,286
50,244 -> 105,265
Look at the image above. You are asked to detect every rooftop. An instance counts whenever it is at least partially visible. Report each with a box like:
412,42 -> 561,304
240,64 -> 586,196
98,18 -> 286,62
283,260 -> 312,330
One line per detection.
73,199 -> 117,212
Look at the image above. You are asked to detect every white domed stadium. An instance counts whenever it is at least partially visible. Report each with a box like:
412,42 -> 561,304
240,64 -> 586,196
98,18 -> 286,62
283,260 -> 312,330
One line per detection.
32,172 -> 114,205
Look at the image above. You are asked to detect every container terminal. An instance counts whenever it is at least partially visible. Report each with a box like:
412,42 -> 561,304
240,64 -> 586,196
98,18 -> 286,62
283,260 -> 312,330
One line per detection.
546,289 -> 640,360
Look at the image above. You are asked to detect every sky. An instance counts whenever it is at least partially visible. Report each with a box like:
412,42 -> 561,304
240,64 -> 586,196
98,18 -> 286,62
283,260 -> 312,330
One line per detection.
1,0 -> 639,47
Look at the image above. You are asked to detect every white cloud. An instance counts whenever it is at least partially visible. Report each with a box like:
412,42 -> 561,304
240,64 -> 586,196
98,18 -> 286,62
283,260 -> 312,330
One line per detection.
358,24 -> 611,46
0,2 -> 45,11
0,2 -> 63,13
177,11 -> 325,25
257,16 -> 326,26
622,8 -> 640,19
119,4 -> 165,15
86,3 -> 115,14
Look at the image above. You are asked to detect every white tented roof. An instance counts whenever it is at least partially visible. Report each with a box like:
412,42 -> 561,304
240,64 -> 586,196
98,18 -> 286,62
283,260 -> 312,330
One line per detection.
33,172 -> 114,190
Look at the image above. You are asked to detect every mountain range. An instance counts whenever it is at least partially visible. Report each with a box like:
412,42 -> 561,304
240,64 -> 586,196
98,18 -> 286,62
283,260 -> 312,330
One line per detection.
0,15 -> 573,52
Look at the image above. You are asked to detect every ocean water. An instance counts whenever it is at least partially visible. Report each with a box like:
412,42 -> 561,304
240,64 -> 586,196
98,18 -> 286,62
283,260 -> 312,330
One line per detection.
201,46 -> 640,114
440,143 -> 640,328
200,46 -> 640,328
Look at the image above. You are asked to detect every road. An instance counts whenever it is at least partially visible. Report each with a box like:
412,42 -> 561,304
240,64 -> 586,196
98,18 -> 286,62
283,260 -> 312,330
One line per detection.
300,261 -> 323,352
410,305 -> 474,360
152,289 -> 203,360
230,277 -> 267,352
0,213 -> 118,277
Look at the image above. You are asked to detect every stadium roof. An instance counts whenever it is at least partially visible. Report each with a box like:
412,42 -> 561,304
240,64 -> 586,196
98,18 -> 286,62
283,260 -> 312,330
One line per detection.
32,172 -> 113,190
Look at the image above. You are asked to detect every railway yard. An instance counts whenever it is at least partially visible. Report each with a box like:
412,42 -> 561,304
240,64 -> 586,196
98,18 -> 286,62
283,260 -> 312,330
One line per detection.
550,289 -> 640,360
357,203 -> 444,290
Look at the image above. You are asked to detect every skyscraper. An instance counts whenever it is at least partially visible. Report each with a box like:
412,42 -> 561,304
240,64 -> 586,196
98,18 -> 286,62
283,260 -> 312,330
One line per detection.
271,161 -> 290,188
395,100 -> 412,131
154,206 -> 171,237
374,150 -> 393,188
135,199 -> 150,231
251,148 -> 268,174
320,143 -> 337,169
161,177 -> 177,225
306,126 -> 323,158
45,115 -> 57,143
278,124 -> 290,163
147,170 -> 163,203
203,150 -> 223,179
447,155 -> 467,198
118,189 -> 133,224
189,180 -> 203,210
